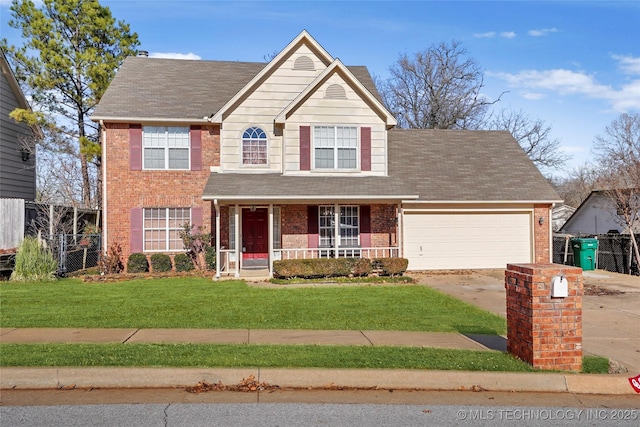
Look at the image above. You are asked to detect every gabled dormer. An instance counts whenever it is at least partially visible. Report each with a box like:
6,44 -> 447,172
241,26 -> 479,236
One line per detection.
209,30 -> 395,177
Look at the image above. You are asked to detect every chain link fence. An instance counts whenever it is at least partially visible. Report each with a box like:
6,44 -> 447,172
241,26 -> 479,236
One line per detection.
553,234 -> 639,275
46,234 -> 101,276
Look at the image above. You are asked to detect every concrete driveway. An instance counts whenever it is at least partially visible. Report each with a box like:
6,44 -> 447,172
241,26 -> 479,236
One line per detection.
411,268 -> 640,375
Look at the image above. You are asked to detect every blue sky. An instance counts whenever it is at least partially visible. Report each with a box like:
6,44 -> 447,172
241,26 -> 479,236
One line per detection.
2,1 -> 639,177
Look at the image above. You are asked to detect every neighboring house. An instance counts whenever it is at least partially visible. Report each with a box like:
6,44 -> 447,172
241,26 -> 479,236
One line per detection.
561,190 -> 640,235
1,50 -> 38,250
552,204 -> 576,232
91,31 -> 561,276
0,50 -> 36,201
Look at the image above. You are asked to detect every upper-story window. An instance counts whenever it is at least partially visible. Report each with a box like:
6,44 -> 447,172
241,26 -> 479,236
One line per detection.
143,126 -> 190,170
242,126 -> 268,165
314,126 -> 357,170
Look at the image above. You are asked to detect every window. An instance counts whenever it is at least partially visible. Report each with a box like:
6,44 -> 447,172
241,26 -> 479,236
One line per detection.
319,205 -> 359,247
144,208 -> 190,251
242,127 -> 267,165
143,126 -> 190,170
229,207 -> 236,250
314,126 -> 357,169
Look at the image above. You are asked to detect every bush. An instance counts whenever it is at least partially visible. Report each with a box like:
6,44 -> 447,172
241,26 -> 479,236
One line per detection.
174,253 -> 194,272
150,253 -> 172,272
273,258 -> 373,279
127,253 -> 149,273
99,243 -> 124,274
10,236 -> 57,282
374,258 -> 409,276
205,245 -> 216,270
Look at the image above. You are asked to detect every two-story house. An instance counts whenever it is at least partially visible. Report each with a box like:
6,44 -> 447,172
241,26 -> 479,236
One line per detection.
92,31 -> 561,277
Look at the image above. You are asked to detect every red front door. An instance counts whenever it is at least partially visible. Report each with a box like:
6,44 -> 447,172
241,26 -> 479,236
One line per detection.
242,208 -> 268,261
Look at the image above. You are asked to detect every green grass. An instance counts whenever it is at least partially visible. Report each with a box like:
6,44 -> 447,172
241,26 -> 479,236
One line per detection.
582,356 -> 610,374
0,343 -> 533,372
0,277 -> 506,334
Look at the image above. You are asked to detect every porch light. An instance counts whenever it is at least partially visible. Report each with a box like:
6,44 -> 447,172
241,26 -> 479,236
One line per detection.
538,216 -> 545,225
21,148 -> 30,162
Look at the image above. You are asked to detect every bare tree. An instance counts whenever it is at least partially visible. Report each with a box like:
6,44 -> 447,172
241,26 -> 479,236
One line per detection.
593,112 -> 640,269
487,109 -> 569,170
379,40 -> 503,129
550,163 -> 599,208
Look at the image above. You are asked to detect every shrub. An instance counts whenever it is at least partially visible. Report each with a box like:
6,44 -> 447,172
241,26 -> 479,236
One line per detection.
179,222 -> 211,270
273,258 -> 373,279
11,236 -> 58,282
174,253 -> 194,272
204,245 -> 216,270
351,258 -> 373,276
150,253 -> 172,272
374,258 -> 409,276
99,243 -> 124,274
127,253 -> 149,273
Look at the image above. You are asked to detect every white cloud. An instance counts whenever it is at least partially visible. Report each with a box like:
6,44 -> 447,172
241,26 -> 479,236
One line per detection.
149,52 -> 202,60
612,54 -> 640,75
490,66 -> 640,112
474,32 -> 496,38
528,28 -> 559,37
474,31 -> 516,39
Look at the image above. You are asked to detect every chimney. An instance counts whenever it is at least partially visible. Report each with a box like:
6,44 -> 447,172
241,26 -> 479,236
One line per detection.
138,50 -> 149,58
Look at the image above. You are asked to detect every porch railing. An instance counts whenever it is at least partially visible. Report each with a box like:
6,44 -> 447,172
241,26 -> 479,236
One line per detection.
273,247 -> 400,260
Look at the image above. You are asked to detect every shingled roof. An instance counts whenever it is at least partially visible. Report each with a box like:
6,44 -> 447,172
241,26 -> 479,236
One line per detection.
92,56 -> 381,121
388,129 -> 561,202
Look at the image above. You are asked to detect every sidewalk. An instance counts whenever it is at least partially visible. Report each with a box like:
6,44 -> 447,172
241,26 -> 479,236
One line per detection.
0,327 -> 636,394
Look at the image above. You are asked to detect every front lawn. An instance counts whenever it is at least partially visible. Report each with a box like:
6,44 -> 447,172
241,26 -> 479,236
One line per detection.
0,277 -> 506,334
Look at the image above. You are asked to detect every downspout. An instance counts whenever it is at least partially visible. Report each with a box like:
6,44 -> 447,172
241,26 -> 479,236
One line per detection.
214,199 -> 220,279
100,120 -> 107,254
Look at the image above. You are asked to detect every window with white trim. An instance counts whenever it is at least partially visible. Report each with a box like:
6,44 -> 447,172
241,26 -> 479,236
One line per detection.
144,208 -> 190,251
273,207 -> 281,249
319,205 -> 359,247
229,207 -> 236,250
314,126 -> 357,169
242,127 -> 267,165
143,126 -> 190,170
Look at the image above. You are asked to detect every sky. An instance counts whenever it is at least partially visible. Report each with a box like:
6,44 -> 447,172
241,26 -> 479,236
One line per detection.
2,0 -> 639,178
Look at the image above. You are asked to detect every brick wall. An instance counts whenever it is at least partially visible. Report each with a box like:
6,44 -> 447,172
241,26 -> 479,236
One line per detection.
104,123 -> 219,263
505,263 -> 583,371
534,204 -> 552,263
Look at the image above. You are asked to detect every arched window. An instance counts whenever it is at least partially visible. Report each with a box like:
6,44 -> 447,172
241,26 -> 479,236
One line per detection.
242,126 -> 267,165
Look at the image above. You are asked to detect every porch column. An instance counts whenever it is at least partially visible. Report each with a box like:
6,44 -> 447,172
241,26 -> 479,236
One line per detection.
333,203 -> 339,258
268,204 -> 273,277
214,200 -> 220,278
234,204 -> 240,277
397,203 -> 403,258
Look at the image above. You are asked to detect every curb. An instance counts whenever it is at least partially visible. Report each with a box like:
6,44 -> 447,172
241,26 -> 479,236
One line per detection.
1,368 -> 635,395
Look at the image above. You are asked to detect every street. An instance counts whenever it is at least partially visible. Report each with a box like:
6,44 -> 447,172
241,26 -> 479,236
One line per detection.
2,389 -> 639,426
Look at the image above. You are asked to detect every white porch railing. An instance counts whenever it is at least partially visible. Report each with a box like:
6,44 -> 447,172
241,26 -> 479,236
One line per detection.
274,247 -> 400,260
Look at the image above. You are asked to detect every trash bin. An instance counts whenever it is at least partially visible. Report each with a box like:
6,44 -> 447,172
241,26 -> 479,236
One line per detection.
570,238 -> 598,271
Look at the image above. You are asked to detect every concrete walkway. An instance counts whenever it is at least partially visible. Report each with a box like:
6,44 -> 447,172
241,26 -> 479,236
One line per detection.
0,328 -> 498,350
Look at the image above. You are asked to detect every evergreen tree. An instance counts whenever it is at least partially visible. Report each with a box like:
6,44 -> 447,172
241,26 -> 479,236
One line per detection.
2,0 -> 139,207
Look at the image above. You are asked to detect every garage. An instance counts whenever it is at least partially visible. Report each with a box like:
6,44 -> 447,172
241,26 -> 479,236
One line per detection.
403,211 -> 533,270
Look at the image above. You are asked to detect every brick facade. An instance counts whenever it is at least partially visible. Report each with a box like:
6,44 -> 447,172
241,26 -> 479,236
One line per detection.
533,204 -> 552,263
103,123 -> 219,263
505,263 -> 583,371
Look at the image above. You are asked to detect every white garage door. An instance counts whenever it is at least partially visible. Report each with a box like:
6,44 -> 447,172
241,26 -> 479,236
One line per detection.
403,212 -> 532,270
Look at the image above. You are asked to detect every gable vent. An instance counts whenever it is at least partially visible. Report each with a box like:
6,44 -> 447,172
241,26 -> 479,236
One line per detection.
325,84 -> 347,99
293,56 -> 315,71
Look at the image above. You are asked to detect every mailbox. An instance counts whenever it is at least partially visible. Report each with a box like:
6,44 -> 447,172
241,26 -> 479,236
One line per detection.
551,275 -> 568,298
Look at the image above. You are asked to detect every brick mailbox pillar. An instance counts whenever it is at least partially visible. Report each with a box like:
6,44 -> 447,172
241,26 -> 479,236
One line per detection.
505,263 -> 583,371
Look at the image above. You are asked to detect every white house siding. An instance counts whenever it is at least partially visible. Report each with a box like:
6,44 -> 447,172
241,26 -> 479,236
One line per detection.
282,73 -> 388,175
219,45 -> 329,172
561,193 -> 625,235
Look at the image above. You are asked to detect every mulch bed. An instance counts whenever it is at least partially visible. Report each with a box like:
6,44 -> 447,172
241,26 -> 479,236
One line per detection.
584,284 -> 625,296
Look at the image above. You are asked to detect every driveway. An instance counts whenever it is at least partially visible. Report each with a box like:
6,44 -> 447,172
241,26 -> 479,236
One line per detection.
411,269 -> 640,375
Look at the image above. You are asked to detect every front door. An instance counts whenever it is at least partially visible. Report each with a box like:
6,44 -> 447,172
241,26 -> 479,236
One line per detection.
242,208 -> 268,263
